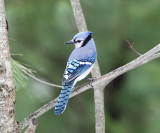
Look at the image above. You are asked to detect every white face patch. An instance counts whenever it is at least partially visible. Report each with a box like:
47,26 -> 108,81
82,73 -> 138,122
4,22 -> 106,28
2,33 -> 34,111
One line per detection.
74,38 -> 84,48
75,43 -> 82,48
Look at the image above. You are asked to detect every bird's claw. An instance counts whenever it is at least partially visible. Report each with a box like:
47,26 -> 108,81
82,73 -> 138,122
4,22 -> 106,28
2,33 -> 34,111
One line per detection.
73,85 -> 79,92
88,77 -> 96,88
84,77 -> 97,81
89,81 -> 94,87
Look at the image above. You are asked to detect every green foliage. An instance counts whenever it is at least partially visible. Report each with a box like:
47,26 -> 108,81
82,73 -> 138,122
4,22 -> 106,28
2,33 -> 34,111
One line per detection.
12,59 -> 34,91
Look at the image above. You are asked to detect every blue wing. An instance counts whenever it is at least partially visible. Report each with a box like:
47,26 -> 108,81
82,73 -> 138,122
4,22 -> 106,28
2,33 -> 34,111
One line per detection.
62,57 -> 95,85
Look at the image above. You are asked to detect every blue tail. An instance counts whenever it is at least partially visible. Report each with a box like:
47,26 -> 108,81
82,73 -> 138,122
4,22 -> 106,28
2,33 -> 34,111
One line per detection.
55,82 -> 74,115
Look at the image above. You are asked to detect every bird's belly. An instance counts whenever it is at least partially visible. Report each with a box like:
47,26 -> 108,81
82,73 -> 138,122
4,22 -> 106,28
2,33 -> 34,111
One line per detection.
76,64 -> 94,82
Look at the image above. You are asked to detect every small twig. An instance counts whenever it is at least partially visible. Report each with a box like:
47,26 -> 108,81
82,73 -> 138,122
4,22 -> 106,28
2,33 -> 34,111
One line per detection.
26,73 -> 62,88
9,37 -> 16,41
126,40 -> 142,56
25,118 -> 38,133
11,54 -> 23,56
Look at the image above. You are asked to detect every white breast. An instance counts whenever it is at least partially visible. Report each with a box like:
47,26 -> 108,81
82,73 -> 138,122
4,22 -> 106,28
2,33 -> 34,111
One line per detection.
74,64 -> 94,84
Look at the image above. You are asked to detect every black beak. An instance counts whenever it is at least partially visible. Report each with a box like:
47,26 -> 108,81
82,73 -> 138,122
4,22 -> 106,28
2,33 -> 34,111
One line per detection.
65,39 -> 74,44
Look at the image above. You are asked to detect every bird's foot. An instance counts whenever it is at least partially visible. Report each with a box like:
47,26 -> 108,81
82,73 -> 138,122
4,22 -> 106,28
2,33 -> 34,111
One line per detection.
73,85 -> 79,92
87,77 -> 96,88
84,77 -> 97,81
89,81 -> 94,88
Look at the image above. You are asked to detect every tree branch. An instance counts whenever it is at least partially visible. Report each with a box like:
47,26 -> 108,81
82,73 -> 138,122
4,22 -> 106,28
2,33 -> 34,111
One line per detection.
19,43 -> 160,131
70,0 -> 106,132
70,0 -> 88,32
24,118 -> 38,133
0,0 -> 17,132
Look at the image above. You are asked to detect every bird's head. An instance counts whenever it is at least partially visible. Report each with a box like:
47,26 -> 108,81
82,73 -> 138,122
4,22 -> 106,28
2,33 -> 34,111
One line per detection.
65,31 -> 93,48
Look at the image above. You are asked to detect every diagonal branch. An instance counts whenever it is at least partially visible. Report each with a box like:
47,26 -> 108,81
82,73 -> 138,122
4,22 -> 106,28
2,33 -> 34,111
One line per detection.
19,43 -> 160,131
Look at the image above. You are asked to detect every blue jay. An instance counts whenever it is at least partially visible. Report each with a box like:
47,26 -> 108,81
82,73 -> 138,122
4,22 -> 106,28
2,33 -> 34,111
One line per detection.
55,31 -> 97,115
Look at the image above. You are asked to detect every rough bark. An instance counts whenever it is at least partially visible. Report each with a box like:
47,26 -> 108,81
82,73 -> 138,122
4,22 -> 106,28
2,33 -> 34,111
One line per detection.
70,0 -> 105,133
0,0 -> 17,132
24,118 -> 38,133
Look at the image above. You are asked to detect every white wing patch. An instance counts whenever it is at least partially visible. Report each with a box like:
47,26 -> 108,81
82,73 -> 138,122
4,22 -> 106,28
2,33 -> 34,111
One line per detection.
68,64 -> 73,69
64,74 -> 69,80
63,60 -> 93,81
79,62 -> 92,65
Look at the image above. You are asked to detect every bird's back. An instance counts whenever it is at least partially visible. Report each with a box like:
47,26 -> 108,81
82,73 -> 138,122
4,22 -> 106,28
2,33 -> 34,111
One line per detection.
68,38 -> 96,61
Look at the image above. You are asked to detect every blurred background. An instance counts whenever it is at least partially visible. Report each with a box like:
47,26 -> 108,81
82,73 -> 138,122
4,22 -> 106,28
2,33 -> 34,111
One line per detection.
5,0 -> 160,133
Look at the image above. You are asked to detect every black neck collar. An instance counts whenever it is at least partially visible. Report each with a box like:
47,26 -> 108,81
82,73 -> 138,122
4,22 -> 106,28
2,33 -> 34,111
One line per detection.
81,35 -> 92,47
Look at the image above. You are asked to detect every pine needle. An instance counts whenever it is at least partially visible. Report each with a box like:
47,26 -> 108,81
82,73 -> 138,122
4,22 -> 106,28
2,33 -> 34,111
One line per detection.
12,59 -> 34,91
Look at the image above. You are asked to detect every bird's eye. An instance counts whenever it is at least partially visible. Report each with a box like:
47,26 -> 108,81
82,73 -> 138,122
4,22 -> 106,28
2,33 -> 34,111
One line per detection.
77,40 -> 81,43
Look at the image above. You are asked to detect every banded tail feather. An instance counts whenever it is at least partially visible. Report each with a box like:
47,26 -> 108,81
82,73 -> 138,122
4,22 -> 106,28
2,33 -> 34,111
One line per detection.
55,81 -> 75,115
